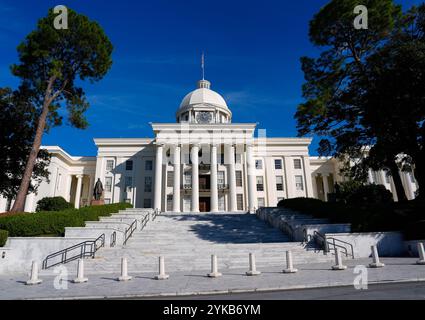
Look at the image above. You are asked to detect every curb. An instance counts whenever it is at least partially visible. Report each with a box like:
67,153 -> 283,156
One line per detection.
28,277 -> 425,300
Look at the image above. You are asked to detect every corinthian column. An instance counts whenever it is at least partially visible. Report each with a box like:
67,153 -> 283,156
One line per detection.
173,145 -> 181,212
210,144 -> 219,212
191,145 -> 200,212
226,144 -> 237,212
246,144 -> 257,213
75,175 -> 83,209
154,144 -> 163,211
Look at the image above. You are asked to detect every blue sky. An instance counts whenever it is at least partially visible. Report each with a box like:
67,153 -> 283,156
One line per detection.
0,0 -> 422,156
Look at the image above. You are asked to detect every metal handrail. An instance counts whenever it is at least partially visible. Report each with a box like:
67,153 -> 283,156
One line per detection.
42,234 -> 105,270
327,236 -> 355,259
152,209 -> 160,221
314,231 -> 354,259
110,231 -> 117,248
140,214 -> 149,231
123,219 -> 138,245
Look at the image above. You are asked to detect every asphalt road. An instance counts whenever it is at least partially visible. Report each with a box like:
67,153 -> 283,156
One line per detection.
140,282 -> 425,300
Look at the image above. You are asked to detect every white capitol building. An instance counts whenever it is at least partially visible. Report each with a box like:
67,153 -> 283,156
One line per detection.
0,78 -> 418,213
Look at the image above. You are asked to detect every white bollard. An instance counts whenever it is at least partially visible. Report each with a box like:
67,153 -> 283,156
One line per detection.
26,261 -> 42,285
283,251 -> 298,274
369,245 -> 385,268
417,243 -> 425,265
207,255 -> 222,278
117,257 -> 132,281
73,259 -> 88,283
246,253 -> 261,276
155,256 -> 169,280
331,248 -> 347,270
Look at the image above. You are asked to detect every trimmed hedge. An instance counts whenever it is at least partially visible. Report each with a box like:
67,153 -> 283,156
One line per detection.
36,197 -> 74,212
0,203 -> 132,238
278,197 -> 425,236
0,230 -> 8,247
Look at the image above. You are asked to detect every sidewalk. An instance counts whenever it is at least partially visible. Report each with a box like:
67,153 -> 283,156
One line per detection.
0,257 -> 424,300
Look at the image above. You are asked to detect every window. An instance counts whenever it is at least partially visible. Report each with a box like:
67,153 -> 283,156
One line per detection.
275,159 -> 283,170
257,197 -> 265,208
237,194 -> 244,211
184,197 -> 191,211
255,160 -> 263,170
184,172 -> 192,186
220,153 -> 225,165
125,176 -> 132,192
218,195 -> 225,211
105,177 -> 112,192
145,160 -> 153,171
144,176 -> 152,192
106,160 -> 114,172
218,171 -> 225,186
167,171 -> 174,187
256,176 -> 264,191
294,159 -> 302,169
104,198 -> 111,205
236,171 -> 243,187
143,198 -> 152,208
235,154 -> 242,164
126,160 -> 133,171
167,195 -> 173,211
295,175 -> 304,191
276,176 -> 284,191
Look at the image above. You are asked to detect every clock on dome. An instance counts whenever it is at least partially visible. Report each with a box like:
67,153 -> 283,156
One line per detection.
196,111 -> 213,124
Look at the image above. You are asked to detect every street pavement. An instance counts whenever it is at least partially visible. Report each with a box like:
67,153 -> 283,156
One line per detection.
0,257 -> 424,300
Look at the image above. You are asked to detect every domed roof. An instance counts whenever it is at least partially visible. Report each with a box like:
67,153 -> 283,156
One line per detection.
179,80 -> 229,110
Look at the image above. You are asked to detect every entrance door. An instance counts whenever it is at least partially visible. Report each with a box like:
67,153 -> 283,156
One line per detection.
199,197 -> 211,212
199,175 -> 210,191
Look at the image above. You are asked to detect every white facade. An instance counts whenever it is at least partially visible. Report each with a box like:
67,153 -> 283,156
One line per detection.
0,79 -> 419,213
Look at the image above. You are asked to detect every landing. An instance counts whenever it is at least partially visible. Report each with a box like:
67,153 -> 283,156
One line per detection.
141,212 -> 291,244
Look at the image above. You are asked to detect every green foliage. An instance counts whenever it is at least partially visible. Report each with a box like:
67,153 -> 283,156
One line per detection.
295,1 -> 425,201
334,181 -> 393,205
0,87 -> 51,199
0,230 -> 8,247
404,220 -> 425,241
11,7 -> 113,130
0,203 -> 131,237
36,197 -> 73,212
278,197 -> 425,235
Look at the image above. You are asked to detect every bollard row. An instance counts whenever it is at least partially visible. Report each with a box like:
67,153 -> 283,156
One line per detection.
25,243 -> 425,285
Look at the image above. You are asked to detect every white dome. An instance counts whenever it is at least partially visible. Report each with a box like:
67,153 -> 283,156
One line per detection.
179,80 -> 228,110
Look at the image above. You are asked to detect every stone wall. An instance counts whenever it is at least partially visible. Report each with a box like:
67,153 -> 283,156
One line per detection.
325,232 -> 405,258
0,237 -> 95,275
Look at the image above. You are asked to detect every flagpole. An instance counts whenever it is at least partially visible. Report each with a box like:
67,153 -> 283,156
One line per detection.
201,52 -> 205,80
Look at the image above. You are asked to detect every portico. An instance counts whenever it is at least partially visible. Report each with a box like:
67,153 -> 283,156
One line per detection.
151,122 -> 258,213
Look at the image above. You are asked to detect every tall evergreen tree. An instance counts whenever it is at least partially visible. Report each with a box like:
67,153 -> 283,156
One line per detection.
9,7 -> 113,213
295,0 -> 411,201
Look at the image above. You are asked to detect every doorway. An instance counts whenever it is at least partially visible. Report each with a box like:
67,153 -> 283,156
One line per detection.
199,197 -> 211,212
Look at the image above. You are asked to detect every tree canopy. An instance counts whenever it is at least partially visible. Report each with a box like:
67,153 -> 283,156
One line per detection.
9,7 -> 113,212
296,0 -> 425,200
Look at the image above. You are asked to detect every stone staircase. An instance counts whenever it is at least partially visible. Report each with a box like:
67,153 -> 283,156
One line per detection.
77,211 -> 334,275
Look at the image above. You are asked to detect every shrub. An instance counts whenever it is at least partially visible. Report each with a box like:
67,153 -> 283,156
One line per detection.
345,184 -> 394,205
404,220 -> 425,241
334,181 -> 394,205
36,197 -> 74,212
0,203 -> 132,237
0,230 -> 8,247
